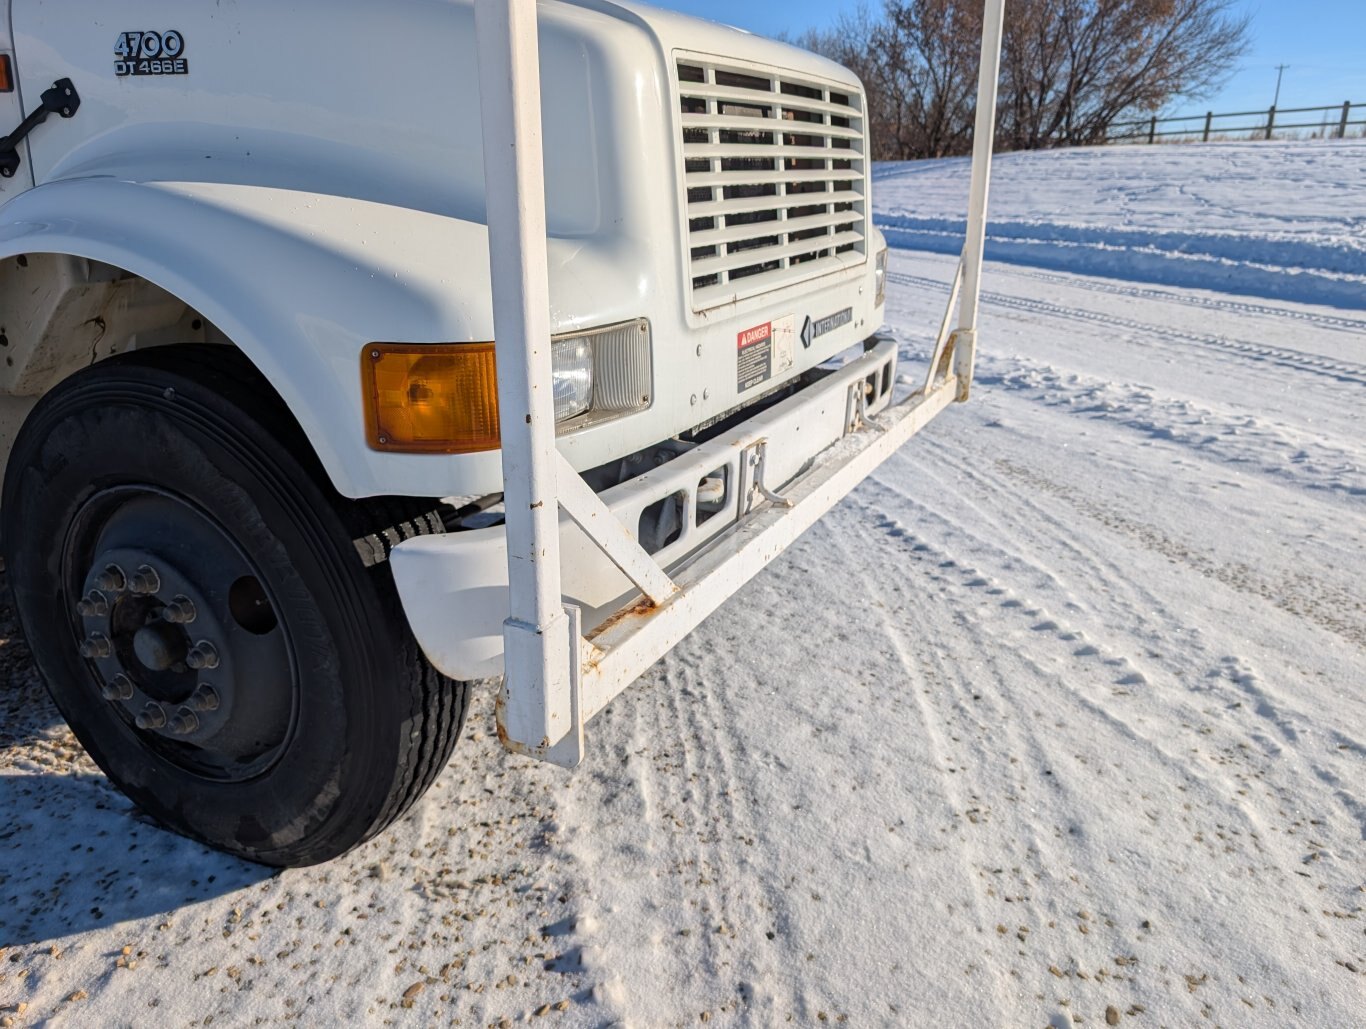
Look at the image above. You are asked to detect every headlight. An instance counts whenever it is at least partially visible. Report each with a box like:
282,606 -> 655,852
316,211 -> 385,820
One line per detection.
552,319 -> 652,426
551,337 -> 594,422
874,247 -> 889,307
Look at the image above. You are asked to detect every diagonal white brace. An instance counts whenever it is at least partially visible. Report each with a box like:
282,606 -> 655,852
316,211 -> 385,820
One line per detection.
555,452 -> 678,607
924,256 -> 965,394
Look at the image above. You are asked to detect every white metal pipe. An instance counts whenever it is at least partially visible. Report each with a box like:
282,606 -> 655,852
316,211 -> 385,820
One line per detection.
474,0 -> 571,747
954,0 -> 1007,390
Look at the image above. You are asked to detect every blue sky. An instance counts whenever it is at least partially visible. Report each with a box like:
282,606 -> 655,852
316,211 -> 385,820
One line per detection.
657,1 -> 1366,117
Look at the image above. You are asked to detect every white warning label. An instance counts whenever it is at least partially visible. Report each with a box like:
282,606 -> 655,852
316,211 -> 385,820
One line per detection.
737,315 -> 796,393
771,314 -> 796,377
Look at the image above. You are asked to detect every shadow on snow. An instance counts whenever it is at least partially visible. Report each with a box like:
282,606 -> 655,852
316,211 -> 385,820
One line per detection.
0,575 -> 274,948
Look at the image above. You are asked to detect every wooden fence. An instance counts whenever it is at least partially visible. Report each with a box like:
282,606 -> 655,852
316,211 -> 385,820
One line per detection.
1110,102 -> 1363,144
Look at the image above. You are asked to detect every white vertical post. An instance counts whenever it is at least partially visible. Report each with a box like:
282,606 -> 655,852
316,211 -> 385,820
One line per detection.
953,0 -> 1006,401
474,0 -> 573,751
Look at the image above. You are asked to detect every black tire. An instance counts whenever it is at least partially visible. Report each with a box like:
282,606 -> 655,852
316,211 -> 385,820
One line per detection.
1,345 -> 470,867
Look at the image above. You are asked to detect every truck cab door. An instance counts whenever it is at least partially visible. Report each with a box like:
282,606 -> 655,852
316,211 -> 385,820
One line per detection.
0,0 -> 32,193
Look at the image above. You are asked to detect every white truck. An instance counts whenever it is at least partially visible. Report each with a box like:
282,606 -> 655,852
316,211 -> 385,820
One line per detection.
0,0 -> 1003,865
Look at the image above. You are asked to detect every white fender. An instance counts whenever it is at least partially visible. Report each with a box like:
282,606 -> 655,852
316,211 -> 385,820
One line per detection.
0,177 -> 506,498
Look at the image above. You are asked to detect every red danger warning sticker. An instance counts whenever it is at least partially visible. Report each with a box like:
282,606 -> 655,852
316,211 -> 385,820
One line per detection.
736,317 -> 796,393
737,321 -> 774,392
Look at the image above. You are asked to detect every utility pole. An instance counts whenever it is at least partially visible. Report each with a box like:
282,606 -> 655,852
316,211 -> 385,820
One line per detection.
1265,64 -> 1290,141
1273,64 -> 1289,108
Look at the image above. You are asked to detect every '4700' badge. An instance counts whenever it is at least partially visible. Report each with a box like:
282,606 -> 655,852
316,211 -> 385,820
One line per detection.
115,31 -> 188,76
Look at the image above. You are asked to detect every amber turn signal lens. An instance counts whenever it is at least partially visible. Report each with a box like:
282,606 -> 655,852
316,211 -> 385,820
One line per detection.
362,343 -> 501,454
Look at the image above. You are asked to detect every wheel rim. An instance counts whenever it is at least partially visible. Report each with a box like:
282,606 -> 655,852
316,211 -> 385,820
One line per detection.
62,486 -> 298,782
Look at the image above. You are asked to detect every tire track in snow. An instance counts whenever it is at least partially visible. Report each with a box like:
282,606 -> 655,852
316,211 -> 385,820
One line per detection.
841,481 -> 1231,795
1001,266 -> 1366,335
862,448 -> 1365,830
868,450 -> 1181,640
821,523 -> 999,869
556,647 -> 807,1023
824,474 -> 1332,1003
970,355 -> 1366,501
826,484 -> 1356,1009
660,652 -> 806,1021
888,271 -> 1366,388
820,503 -> 1260,1020
986,454 -> 1366,651
818,517 -> 1031,1020
972,454 -> 1366,838
875,430 -> 1366,844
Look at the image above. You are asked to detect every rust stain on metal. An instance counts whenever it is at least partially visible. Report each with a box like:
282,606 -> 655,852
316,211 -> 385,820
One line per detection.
493,689 -> 554,758
495,718 -> 513,750
587,597 -> 659,642
494,694 -> 513,750
931,337 -> 957,383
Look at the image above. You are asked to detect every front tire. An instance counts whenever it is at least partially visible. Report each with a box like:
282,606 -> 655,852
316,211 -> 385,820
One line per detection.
2,346 -> 469,867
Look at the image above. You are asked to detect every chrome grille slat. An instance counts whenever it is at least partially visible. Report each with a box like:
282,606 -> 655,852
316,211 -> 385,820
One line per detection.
676,54 -> 869,309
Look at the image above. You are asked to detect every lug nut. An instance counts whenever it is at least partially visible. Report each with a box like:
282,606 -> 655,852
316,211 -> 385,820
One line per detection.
76,591 -> 110,617
185,642 -> 220,670
127,565 -> 161,596
135,703 -> 167,730
95,565 -> 126,592
79,633 -> 112,659
189,684 -> 221,712
167,708 -> 200,735
101,674 -> 134,702
163,596 -> 197,624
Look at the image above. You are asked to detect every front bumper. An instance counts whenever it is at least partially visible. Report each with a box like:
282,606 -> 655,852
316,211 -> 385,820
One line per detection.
391,335 -> 903,681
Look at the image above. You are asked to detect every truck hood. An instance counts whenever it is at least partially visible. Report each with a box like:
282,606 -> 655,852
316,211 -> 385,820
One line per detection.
565,0 -> 861,90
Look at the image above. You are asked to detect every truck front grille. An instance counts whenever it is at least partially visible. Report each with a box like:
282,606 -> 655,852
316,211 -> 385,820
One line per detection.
675,54 -> 868,312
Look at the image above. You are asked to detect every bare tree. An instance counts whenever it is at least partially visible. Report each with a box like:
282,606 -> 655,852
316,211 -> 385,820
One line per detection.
886,0 -> 982,158
998,0 -> 1252,149
795,0 -> 1251,157
794,5 -> 918,160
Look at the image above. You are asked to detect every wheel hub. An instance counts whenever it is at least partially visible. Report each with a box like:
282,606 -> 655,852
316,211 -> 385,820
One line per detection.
66,491 -> 295,782
132,619 -> 188,672
78,546 -> 240,741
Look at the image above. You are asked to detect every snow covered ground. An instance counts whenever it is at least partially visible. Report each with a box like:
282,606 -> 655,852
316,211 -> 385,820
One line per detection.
876,140 -> 1366,311
2,141 -> 1363,1028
